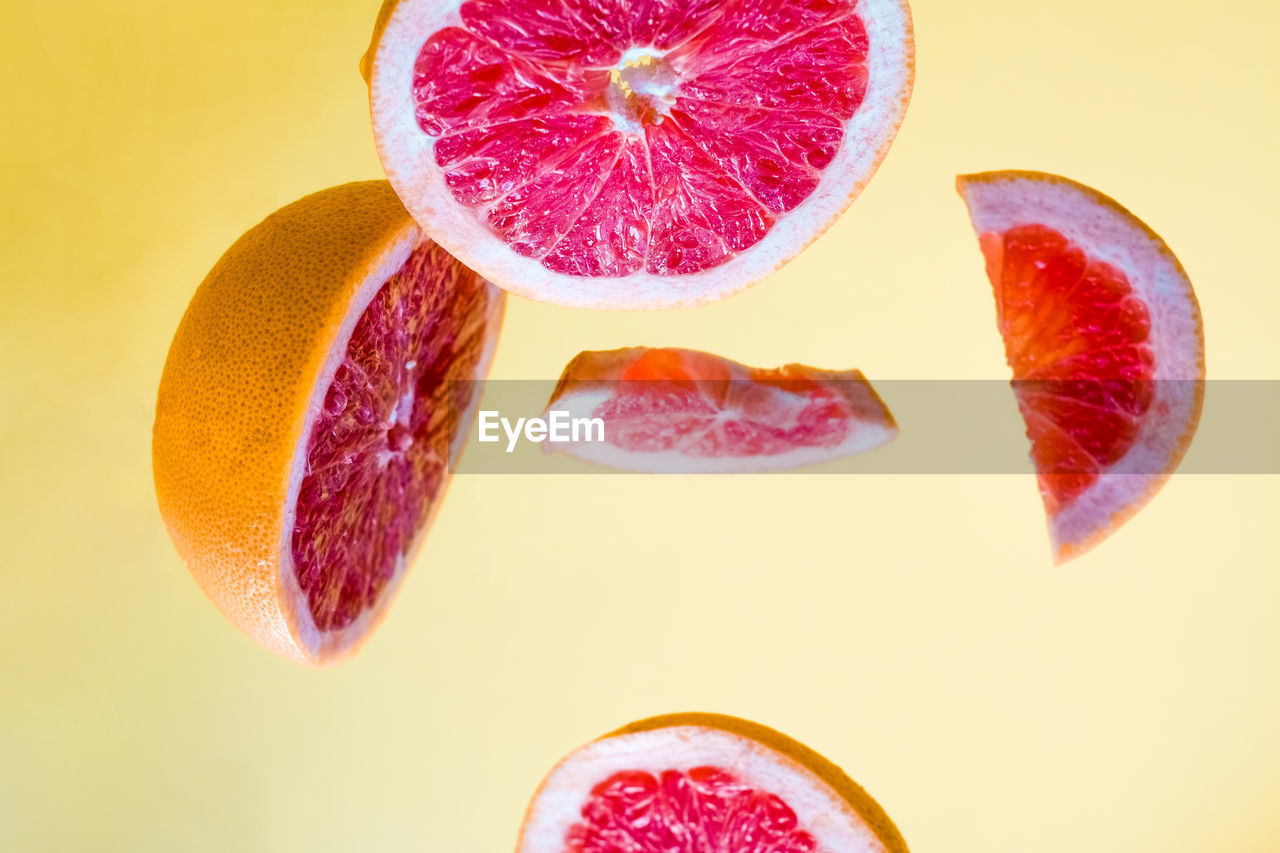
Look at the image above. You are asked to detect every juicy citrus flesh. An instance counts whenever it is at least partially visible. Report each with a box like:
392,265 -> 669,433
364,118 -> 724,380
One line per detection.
291,240 -> 494,633
567,766 -> 821,853
412,0 -> 870,277
958,170 -> 1204,562
604,350 -> 867,457
517,713 -> 908,853
546,347 -> 896,471
980,224 -> 1156,513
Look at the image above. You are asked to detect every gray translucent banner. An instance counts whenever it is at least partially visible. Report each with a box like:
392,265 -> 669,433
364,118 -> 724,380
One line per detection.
444,380 -> 1278,475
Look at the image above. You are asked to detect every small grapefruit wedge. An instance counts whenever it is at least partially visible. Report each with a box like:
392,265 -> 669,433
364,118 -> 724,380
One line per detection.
957,170 -> 1205,563
152,182 -> 504,665
364,0 -> 914,309
518,713 -> 908,853
542,347 -> 896,472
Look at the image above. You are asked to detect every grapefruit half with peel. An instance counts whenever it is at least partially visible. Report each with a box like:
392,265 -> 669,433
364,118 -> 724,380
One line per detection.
518,712 -> 908,853
957,170 -> 1205,564
364,0 -> 915,309
542,347 -> 896,472
152,182 -> 504,666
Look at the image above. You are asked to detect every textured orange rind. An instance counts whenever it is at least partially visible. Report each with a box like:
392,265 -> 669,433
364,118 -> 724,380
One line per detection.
152,181 -> 504,665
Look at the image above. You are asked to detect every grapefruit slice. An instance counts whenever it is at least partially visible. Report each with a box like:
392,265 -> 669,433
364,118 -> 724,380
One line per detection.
518,713 -> 908,853
152,182 -> 505,665
364,0 -> 915,309
542,347 -> 896,472
957,170 -> 1205,563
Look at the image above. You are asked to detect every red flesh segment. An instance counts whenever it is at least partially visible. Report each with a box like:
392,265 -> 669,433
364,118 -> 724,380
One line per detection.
543,140 -> 655,276
435,115 -> 614,205
486,133 -> 625,258
461,0 -> 628,66
412,29 -> 609,135
621,348 -> 734,383
592,350 -> 857,456
291,243 -> 492,632
566,767 -> 819,853
630,0 -> 727,50
667,0 -> 858,73
672,101 -> 844,213
980,224 -> 1155,510
645,121 -> 773,274
411,0 -> 869,277
675,14 -> 869,115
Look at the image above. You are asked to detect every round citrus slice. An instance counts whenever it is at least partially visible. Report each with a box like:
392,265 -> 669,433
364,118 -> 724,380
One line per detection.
518,713 -> 908,853
957,170 -> 1205,563
541,347 -> 896,472
152,181 -> 505,665
363,0 -> 914,309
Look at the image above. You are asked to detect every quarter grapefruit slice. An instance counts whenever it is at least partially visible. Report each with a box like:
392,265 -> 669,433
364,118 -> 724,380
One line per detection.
152,182 -> 504,665
957,170 -> 1205,563
518,713 -> 908,853
542,347 -> 896,472
364,0 -> 914,309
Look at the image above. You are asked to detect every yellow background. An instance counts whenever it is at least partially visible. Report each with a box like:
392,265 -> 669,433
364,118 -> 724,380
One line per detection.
2,0 -> 1277,850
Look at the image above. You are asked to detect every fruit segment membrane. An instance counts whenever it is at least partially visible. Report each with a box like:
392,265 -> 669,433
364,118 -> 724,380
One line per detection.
981,224 -> 1156,511
413,0 -> 870,276
567,767 -> 820,853
291,243 -> 492,632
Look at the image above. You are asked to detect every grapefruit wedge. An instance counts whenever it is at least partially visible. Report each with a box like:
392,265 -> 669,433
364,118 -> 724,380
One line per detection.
957,170 -> 1205,563
364,0 -> 914,309
152,182 -> 504,665
518,713 -> 908,853
542,347 -> 896,472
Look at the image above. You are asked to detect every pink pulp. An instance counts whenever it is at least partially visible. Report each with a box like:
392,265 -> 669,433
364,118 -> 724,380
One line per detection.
584,349 -> 859,457
594,379 -> 856,457
566,767 -> 821,853
291,243 -> 492,632
413,0 -> 870,277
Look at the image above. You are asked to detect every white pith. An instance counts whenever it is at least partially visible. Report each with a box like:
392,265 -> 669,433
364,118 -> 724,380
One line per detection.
370,0 -> 914,309
275,227 -> 504,662
518,726 -> 890,853
614,51 -> 679,125
542,386 -> 897,473
960,174 -> 1204,558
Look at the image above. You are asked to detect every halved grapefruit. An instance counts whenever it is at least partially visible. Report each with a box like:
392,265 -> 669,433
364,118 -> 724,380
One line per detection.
152,182 -> 504,666
518,713 -> 908,853
957,170 -> 1205,563
542,347 -> 896,472
364,0 -> 915,309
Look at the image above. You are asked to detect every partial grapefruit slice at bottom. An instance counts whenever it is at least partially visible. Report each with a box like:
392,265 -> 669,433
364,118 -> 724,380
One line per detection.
542,347 -> 896,473
152,182 -> 504,665
957,171 -> 1204,563
518,713 -> 908,853
365,0 -> 914,308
